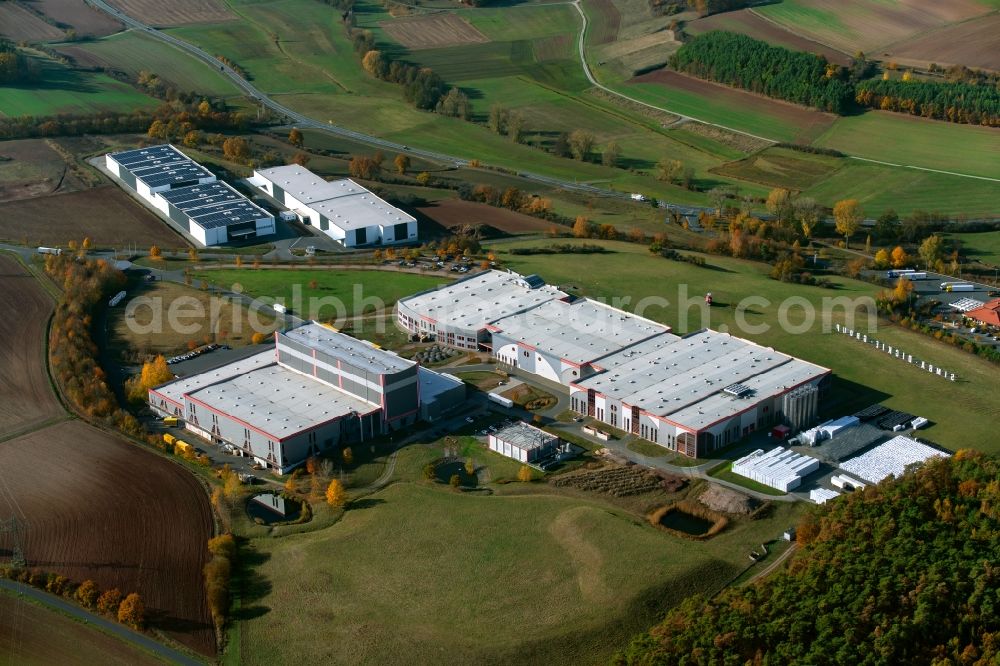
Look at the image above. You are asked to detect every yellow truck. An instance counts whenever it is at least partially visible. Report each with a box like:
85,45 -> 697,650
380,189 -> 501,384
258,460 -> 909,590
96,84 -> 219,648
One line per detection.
163,416 -> 179,426
163,433 -> 176,446
174,440 -> 193,456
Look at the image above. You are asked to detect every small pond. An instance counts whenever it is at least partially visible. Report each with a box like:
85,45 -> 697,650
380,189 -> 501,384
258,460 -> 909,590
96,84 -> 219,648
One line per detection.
247,492 -> 302,525
658,509 -> 715,536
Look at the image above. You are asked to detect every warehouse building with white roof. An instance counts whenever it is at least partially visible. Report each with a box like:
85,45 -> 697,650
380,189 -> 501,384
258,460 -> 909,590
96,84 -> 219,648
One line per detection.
250,165 -> 417,247
396,270 -> 829,458
105,144 -> 275,246
569,330 -> 829,458
149,323 -> 463,473
396,270 -> 567,350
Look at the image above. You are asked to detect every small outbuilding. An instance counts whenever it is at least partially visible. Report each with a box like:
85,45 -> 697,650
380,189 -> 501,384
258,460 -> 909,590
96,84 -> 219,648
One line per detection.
488,421 -> 559,463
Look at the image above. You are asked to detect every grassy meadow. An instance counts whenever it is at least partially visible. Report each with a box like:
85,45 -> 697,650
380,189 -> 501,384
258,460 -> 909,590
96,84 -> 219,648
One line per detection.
0,53 -> 159,117
232,429 -> 805,665
67,30 -> 241,98
192,268 -> 446,320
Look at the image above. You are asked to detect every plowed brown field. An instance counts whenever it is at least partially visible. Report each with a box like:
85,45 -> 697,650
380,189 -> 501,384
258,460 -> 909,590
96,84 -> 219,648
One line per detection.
0,186 -> 188,249
0,254 -> 61,437
105,0 -> 233,26
33,0 -> 123,37
381,14 -> 489,50
418,199 -> 552,234
0,3 -> 64,42
0,421 -> 215,654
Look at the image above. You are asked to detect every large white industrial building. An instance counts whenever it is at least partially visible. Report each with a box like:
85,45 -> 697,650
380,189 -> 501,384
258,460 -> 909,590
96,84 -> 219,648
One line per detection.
397,270 -> 830,459
149,323 -> 464,473
249,165 -> 417,247
106,144 -> 275,246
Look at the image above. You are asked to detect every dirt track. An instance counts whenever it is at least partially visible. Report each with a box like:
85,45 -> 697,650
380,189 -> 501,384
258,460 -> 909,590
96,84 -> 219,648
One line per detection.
0,255 -> 62,436
0,421 -> 215,654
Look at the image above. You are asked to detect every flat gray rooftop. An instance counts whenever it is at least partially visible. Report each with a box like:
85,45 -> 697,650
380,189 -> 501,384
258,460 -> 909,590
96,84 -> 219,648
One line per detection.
492,421 -> 558,451
398,270 -> 567,332
282,323 -> 415,375
575,330 -> 829,430
188,362 -> 376,440
491,298 -> 672,365
152,350 -> 274,407
253,166 -> 415,232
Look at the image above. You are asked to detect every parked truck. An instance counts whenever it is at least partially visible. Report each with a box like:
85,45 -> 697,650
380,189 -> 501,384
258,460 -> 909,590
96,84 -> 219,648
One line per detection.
488,392 -> 514,408
163,433 -> 177,446
37,246 -> 62,256
174,440 -> 193,455
946,284 -> 975,292
163,416 -> 179,427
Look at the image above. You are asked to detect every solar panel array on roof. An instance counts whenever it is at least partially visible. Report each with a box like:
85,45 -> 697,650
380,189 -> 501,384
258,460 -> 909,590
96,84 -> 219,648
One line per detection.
109,143 -> 215,190
161,182 -> 271,230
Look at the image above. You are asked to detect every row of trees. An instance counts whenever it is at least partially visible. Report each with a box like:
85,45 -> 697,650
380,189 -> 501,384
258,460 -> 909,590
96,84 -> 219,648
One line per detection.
670,31 -> 855,113
204,534 -> 236,636
0,566 -> 145,630
855,78 -> 1000,126
44,254 -> 142,436
355,34 -> 447,111
618,450 -> 1000,665
0,38 -> 36,84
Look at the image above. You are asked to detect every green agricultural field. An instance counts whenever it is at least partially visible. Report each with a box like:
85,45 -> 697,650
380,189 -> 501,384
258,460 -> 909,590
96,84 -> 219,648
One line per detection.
234,473 -> 803,665
496,239 -> 1000,452
0,54 -> 159,117
802,161 -> 1000,218
192,268 -> 446,320
813,113 -> 1000,180
67,30 -> 240,97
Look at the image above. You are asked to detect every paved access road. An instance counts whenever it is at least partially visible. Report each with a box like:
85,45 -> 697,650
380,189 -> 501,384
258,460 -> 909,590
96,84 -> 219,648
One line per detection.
0,579 -> 204,665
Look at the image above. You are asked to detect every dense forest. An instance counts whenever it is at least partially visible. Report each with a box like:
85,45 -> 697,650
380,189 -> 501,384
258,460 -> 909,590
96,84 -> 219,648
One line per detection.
617,450 -> 1000,665
0,38 -> 36,84
669,31 -> 854,113
856,78 -> 999,126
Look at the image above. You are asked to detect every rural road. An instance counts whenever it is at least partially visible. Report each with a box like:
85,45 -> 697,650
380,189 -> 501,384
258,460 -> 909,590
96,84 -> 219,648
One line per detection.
0,580 -> 204,665
84,0 -> 622,199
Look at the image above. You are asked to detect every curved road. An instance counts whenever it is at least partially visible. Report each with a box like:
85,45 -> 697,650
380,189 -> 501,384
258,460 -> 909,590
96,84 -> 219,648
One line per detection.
0,579 -> 203,665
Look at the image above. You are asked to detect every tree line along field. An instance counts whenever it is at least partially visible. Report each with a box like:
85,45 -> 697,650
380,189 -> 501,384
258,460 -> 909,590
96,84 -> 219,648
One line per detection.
494,239 -> 1000,453
0,253 -> 216,657
234,446 -> 805,665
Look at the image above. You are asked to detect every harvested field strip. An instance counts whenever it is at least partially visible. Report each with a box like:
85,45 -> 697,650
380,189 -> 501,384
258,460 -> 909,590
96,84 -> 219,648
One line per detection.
105,0 -> 234,26
0,254 -> 62,435
0,186 -> 188,249
884,13 -> 1000,73
0,3 -> 65,42
417,199 -> 553,234
32,0 -> 123,38
0,420 -> 215,654
380,13 -> 489,50
583,0 -> 621,45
